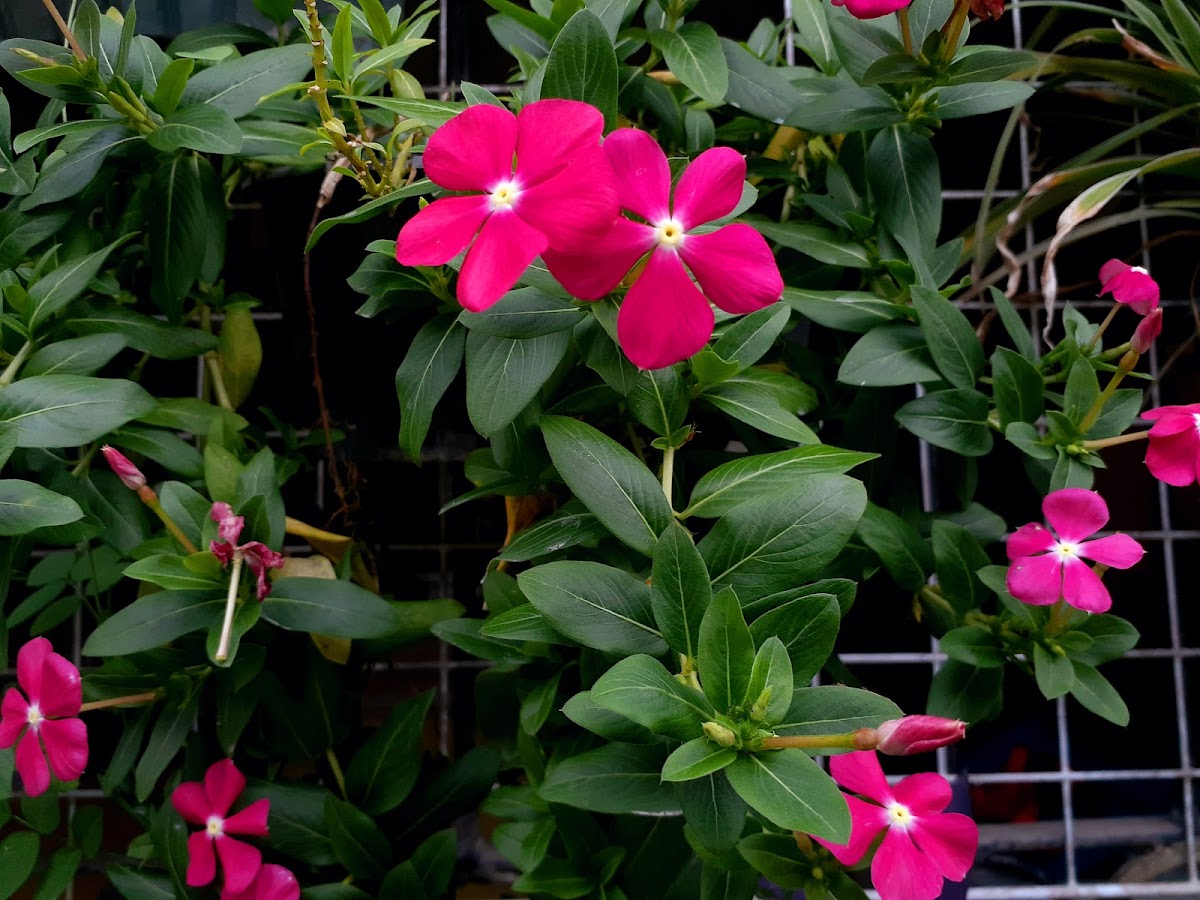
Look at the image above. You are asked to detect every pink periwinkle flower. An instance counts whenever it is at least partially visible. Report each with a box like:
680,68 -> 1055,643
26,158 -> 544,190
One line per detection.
221,863 -> 300,900
1099,259 -> 1159,315
0,638 -> 87,797
815,751 -> 977,900
172,758 -> 270,894
1131,307 -> 1163,354
875,716 -> 967,756
210,502 -> 285,601
1005,488 -> 1143,614
396,100 -> 618,312
544,129 -> 783,370
1142,404 -> 1200,487
831,0 -> 913,19
101,445 -> 147,491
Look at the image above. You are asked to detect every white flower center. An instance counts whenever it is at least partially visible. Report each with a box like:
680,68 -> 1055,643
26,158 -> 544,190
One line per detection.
206,815 -> 225,838
654,218 -> 686,248
489,180 -> 520,210
1131,266 -> 1149,275
25,704 -> 42,729
1053,541 -> 1081,562
1192,413 -> 1200,437
887,802 -> 914,830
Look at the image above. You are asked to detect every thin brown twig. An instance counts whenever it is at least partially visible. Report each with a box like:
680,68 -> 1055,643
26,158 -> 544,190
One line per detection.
39,0 -> 85,60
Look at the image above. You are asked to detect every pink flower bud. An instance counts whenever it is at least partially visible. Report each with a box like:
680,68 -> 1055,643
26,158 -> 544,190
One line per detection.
830,0 -> 912,19
101,445 -> 147,490
970,0 -> 1004,19
1132,307 -> 1163,355
875,715 -> 966,755
1099,259 -> 1159,315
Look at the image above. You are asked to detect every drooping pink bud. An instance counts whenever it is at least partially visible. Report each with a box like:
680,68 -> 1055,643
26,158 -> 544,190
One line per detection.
101,445 -> 147,491
1132,307 -> 1163,355
874,715 -> 967,755
1099,259 -> 1159,315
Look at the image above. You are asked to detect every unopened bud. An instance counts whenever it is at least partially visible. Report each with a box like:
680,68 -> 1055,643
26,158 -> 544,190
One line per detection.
702,721 -> 738,749
969,0 -> 1004,20
874,715 -> 966,756
1132,307 -> 1163,355
101,445 -> 146,491
323,118 -> 347,137
749,688 -> 772,722
12,48 -> 57,67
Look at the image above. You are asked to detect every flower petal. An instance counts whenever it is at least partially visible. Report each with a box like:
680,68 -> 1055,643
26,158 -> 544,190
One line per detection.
515,99 -> 605,187
543,218 -> 655,301
1006,553 -> 1063,606
829,750 -> 894,806
516,145 -> 619,251
602,129 -> 672,223
220,864 -> 300,900
16,728 -> 49,797
395,195 -> 492,267
40,717 -> 86,783
186,832 -> 217,887
616,249 -> 714,370
1079,534 -> 1144,569
0,689 -> 29,749
672,147 -> 747,230
1148,412 -> 1196,437
224,797 -> 270,837
38,650 -> 81,717
173,781 -> 213,824
911,811 -> 979,882
1061,558 -> 1112,613
893,772 -> 952,815
833,0 -> 915,19
814,793 -> 888,866
871,826 -> 946,900
1006,523 -> 1055,560
216,836 -> 263,895
1099,261 -> 1159,314
1098,258 -> 1130,286
678,224 -> 783,314
1146,430 -> 1200,487
422,105 -> 516,192
1043,488 -> 1108,543
205,758 -> 247,817
16,637 -> 51,703
1143,403 -> 1200,422
456,211 -> 549,312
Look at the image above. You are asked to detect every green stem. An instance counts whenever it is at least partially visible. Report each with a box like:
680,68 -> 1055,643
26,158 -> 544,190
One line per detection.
205,354 -> 234,412
214,552 -> 244,663
1082,304 -> 1120,355
0,341 -> 33,387
898,6 -> 914,54
939,0 -> 971,62
79,691 -> 160,713
1083,430 -> 1151,451
1077,350 -> 1138,435
759,731 -> 872,751
326,748 -> 348,798
142,493 -> 199,554
661,445 -> 675,506
1045,599 -> 1073,635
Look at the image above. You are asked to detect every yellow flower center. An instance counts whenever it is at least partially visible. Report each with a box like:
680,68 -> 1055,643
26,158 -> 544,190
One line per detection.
887,802 -> 914,829
206,815 -> 224,838
1053,540 -> 1080,562
655,218 -> 686,248
490,180 -> 520,210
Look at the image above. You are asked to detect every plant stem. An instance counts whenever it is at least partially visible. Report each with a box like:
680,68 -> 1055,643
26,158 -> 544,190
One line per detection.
759,731 -> 873,751
939,0 -> 971,63
898,7 -> 914,54
1083,304 -> 1121,355
1082,430 -> 1151,451
1045,599 -> 1073,635
205,354 -> 234,412
142,494 -> 199,554
326,748 -> 348,798
39,0 -> 85,60
0,341 -> 33,387
1077,350 -> 1138,434
661,445 -> 675,505
215,552 -> 244,663
79,691 -> 160,713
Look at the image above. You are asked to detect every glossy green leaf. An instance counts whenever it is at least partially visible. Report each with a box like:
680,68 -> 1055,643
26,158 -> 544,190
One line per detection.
466,330 -> 570,437
742,636 -> 792,724
262,578 -> 403,639
748,594 -> 840,685
590,654 -> 714,741
725,749 -> 850,841
0,375 -> 155,448
0,480 -> 83,535
698,586 -> 755,713
1069,661 -> 1129,725
146,103 -> 243,154
774,685 -> 901,743
912,286 -> 984,389
651,22 -> 727,103
992,346 -> 1044,427
662,738 -> 737,782
651,521 -> 712,659
838,324 -> 940,387
396,315 -> 464,464
895,389 -> 994,457
541,10 -> 618,128
179,44 -> 313,117
539,743 -> 678,814
83,590 -> 223,655
346,691 -> 433,814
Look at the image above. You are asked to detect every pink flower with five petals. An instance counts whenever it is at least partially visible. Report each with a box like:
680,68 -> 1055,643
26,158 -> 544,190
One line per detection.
221,863 -> 300,900
0,638 -> 87,797
210,502 -> 285,601
814,751 -> 978,900
831,0 -> 913,19
544,129 -> 783,369
1099,259 -> 1159,315
172,758 -> 270,894
1005,488 -> 1143,613
1143,404 -> 1200,487
396,100 -> 618,312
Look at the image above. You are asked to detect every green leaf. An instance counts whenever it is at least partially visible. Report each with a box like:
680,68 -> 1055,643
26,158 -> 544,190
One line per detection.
991,346 -> 1044,427
25,334 -> 126,377
662,739 -> 737,782
83,590 -> 223,655
146,104 -> 243,154
1034,643 -> 1076,699
396,315 -> 464,464
711,304 -> 791,370
650,22 -> 727,103
147,154 -> 208,322
466,330 -> 570,437
0,94 -> 34,196
743,636 -> 793,724
122,554 -> 224,591
590,654 -> 713,740
720,37 -> 806,122
32,848 -> 82,900
306,178 -> 434,250
934,81 -> 1035,119
1069,662 -> 1129,725
0,832 -> 39,898
751,219 -> 871,268
784,287 -> 904,333
460,287 -> 583,338
518,561 -> 667,655
520,668 -> 562,735
748,594 -> 840,685
946,47 -> 1036,83
685,446 -> 876,519
346,691 -> 433,814
107,865 -> 175,899
241,780 -> 337,866
838,324 -> 940,387
492,820 -> 555,871
541,415 -> 673,556
698,586 -> 755,713
539,743 -> 679,814
325,796 -> 393,879
0,375 -> 155,448
856,503 -> 931,592
1062,358 -> 1099,428
136,691 -> 199,801
262,578 -> 403,639
775,685 -> 901,743
699,475 -> 867,603
152,57 -> 195,115
725,750 -> 850,841
927,659 -> 1003,723
989,287 -> 1036,360
541,10 -> 618,128
497,502 -> 606,561
67,303 -> 218,360
331,5 -> 355,87
701,369 -> 818,443
931,521 -> 990,612
912,287 -> 984,389
940,627 -> 1006,667
179,44 -> 313,118
867,127 -> 940,251
1073,615 -> 1139,665
483,0 -> 558,41
784,83 -> 903,134
895,388 -> 994,457
21,126 -> 139,210
651,521 -> 712,659
0,480 -> 83,535
26,237 -> 129,331
562,690 -> 655,743
628,366 -> 688,437
677,771 -> 747,855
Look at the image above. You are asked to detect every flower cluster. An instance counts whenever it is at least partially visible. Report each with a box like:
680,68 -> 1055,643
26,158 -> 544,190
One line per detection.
397,100 -> 784,370
210,502 -> 285,601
